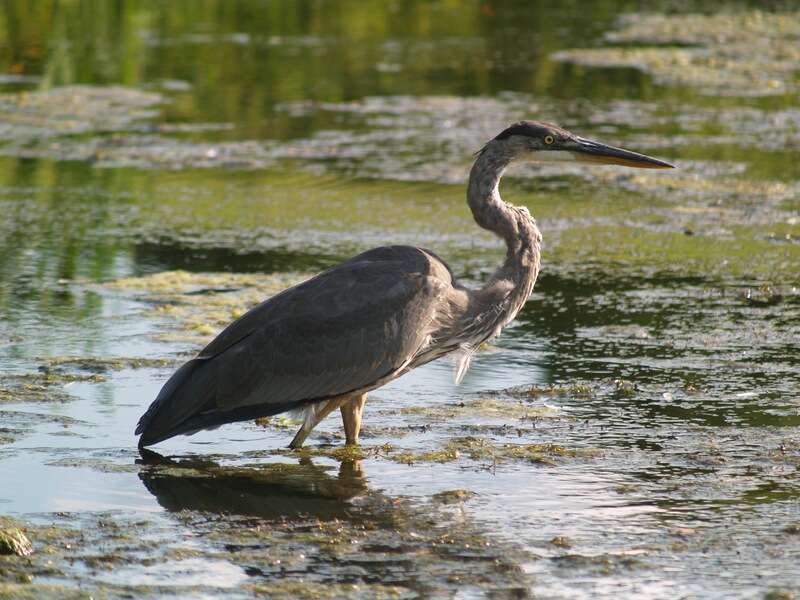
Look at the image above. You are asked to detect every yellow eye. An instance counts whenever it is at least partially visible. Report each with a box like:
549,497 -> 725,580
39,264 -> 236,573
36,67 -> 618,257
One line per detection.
544,135 -> 555,145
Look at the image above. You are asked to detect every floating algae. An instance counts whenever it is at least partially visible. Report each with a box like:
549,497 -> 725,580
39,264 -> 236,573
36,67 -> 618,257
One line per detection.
34,134 -> 275,171
391,436 -> 595,466
44,457 -> 141,474
0,512 -> 173,598
0,85 -> 161,141
396,396 -> 566,422
0,518 -> 32,557
516,383 -> 594,399
253,415 -> 303,430
42,356 -> 178,372
550,552 -> 647,576
277,443 -> 395,463
553,11 -> 800,96
0,371 -> 102,404
234,429 -> 590,468
0,411 -> 89,446
246,582 -> 410,600
105,269 -> 309,296
3,85 -> 798,284
0,85 -> 274,170
432,489 -> 477,504
105,270 -> 312,346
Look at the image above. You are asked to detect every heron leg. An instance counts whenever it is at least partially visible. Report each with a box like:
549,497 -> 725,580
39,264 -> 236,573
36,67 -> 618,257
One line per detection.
289,397 -> 345,449
341,393 -> 367,445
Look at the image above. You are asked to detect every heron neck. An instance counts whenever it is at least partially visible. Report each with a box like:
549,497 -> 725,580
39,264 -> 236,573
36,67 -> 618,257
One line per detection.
466,142 -> 542,327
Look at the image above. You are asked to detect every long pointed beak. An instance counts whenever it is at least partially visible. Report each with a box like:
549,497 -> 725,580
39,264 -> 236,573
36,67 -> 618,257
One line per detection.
572,136 -> 674,169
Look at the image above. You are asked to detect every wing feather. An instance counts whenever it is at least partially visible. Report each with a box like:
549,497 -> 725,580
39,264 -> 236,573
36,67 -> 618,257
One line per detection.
136,246 -> 452,446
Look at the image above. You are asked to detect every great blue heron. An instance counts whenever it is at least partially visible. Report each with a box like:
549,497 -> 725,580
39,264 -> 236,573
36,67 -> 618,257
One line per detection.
136,121 -> 673,449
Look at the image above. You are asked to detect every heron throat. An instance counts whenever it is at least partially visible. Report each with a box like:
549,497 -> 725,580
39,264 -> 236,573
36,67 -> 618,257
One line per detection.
464,141 -> 542,343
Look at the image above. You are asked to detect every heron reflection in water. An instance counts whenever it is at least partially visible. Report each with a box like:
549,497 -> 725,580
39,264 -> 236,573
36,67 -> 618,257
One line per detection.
137,450 -> 367,520
136,121 -> 673,450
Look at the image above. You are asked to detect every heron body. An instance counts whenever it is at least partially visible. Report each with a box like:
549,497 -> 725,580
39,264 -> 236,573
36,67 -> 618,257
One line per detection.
136,121 -> 673,449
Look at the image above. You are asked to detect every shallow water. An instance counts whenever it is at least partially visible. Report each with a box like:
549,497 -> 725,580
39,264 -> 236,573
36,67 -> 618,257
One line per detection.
1,1 -> 799,598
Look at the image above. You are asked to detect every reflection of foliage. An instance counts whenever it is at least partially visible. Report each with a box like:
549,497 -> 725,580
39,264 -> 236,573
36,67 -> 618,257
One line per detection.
0,160 -> 141,345
0,167 -> 117,342
0,0 -> 644,133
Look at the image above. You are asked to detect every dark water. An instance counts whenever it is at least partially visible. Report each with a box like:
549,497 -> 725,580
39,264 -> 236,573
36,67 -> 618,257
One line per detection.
1,1 -> 799,598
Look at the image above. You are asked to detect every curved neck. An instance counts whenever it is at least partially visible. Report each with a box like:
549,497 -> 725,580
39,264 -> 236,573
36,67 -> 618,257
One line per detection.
468,146 -> 516,243
465,142 -> 542,330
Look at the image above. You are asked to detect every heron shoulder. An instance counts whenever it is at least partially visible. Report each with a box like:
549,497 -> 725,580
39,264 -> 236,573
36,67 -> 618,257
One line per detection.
350,245 -> 454,284
196,245 -> 453,362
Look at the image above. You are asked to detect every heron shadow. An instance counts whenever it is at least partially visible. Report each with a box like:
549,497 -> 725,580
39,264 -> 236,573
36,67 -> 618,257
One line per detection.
137,448 -> 368,521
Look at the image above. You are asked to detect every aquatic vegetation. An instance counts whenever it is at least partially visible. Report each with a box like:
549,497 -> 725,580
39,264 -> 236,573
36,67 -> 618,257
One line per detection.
0,372 -> 98,404
550,551 -> 647,576
548,223 -> 800,280
0,85 -> 797,283
280,443 -> 395,463
254,415 -> 303,430
43,458 -> 141,474
397,397 -> 565,421
763,591 -> 797,600
0,519 -> 32,557
613,379 -> 637,398
246,581 -> 410,599
106,270 -> 309,296
391,436 -> 594,466
0,86 -> 161,140
517,383 -> 593,399
431,489 -> 476,504
549,536 -> 572,548
105,270 -> 312,346
42,356 -> 178,372
0,86 -> 273,170
784,523 -> 800,535
0,411 -> 88,446
553,11 -> 800,96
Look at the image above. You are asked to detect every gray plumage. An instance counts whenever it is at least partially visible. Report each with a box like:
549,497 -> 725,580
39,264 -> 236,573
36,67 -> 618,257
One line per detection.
136,121 -> 673,448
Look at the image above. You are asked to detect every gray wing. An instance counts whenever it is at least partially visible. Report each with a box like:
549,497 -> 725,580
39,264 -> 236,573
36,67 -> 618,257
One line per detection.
136,246 -> 452,446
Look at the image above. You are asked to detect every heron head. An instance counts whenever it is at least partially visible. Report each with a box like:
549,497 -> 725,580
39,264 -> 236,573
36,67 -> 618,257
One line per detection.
491,120 -> 674,169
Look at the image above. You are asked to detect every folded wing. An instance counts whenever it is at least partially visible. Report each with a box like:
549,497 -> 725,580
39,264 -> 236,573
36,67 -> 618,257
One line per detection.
136,246 -> 452,446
